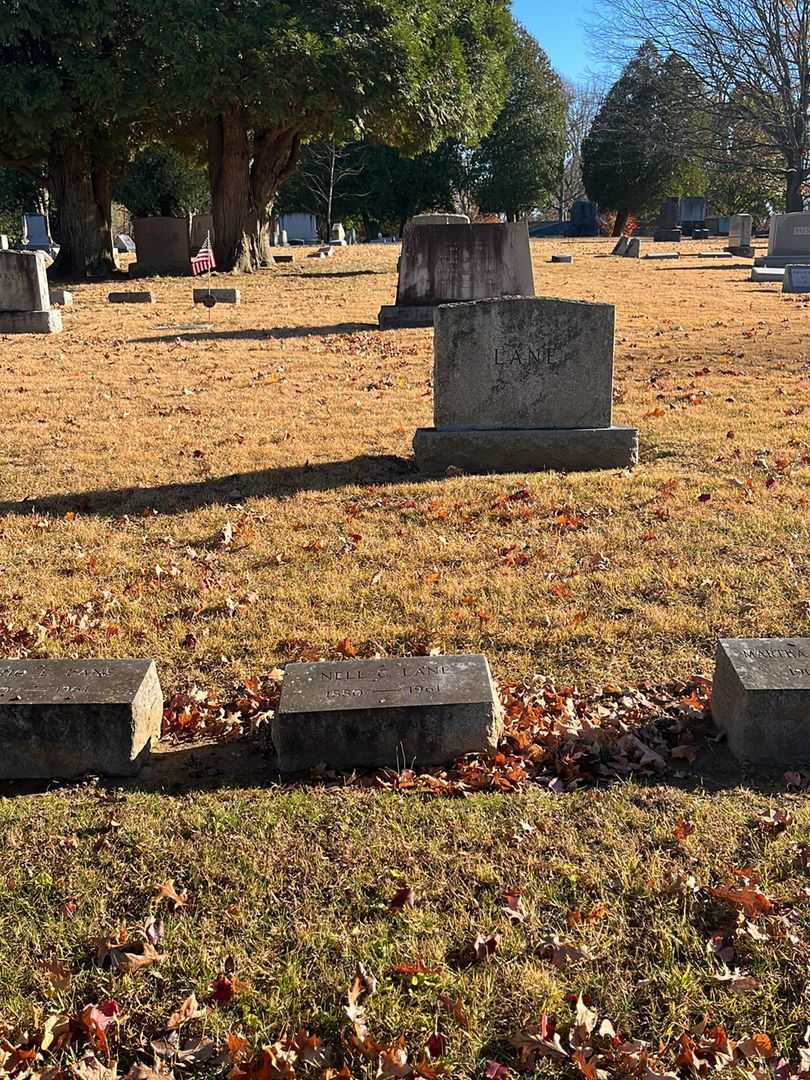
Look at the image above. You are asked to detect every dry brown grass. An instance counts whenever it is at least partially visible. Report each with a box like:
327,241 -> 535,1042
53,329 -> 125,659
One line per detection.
1,237 -> 807,694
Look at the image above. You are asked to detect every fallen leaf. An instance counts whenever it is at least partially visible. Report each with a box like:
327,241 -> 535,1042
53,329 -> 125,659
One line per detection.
167,992 -> 205,1030
155,881 -> 188,911
472,933 -> 500,963
501,890 -> 526,923
389,886 -> 415,913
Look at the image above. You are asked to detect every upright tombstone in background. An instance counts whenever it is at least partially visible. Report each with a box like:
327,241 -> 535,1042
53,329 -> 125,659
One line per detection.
130,217 -> 191,275
611,236 -> 629,256
754,212 -> 810,268
0,250 -> 61,334
281,212 -> 318,244
413,296 -> 638,473
727,214 -> 754,258
330,222 -> 347,245
568,200 -> 599,237
22,213 -> 54,254
679,197 -> 707,237
190,213 -> 213,252
654,197 -> 682,243
0,235 -> 8,250
378,219 -> 534,329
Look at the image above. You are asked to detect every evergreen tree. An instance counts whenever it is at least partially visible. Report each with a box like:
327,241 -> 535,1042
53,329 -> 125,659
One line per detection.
581,43 -> 699,234
474,24 -> 566,220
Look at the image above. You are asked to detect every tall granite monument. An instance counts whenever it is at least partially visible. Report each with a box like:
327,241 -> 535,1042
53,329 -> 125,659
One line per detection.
413,296 -> 638,473
654,197 -> 682,243
378,219 -> 534,329
754,212 -> 810,269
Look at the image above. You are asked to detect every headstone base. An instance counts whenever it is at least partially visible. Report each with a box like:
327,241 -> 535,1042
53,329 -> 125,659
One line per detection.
272,254 -> 294,264
551,254 -> 574,263
49,288 -> 73,306
0,309 -> 62,334
654,229 -> 682,242
379,304 -> 435,329
727,246 -> 754,258
754,255 -> 808,268
413,425 -> 638,474
751,267 -> 785,283
645,252 -> 680,260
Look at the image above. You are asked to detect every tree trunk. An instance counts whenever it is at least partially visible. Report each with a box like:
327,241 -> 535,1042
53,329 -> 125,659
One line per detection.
209,109 -> 302,272
786,168 -> 804,212
613,210 -> 629,235
48,144 -> 117,279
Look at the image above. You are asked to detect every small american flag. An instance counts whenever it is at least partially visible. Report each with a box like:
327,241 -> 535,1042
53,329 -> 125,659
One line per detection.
191,231 -> 216,275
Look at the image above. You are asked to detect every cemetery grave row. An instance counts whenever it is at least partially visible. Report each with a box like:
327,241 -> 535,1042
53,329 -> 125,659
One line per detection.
1,639 -> 807,780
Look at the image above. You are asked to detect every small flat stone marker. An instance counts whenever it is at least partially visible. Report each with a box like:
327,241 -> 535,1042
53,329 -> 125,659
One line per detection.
782,265 -> 810,293
751,267 -> 785,283
713,638 -> 810,766
0,659 -> 162,779
272,254 -> 294,264
49,288 -> 73,307
697,251 -> 731,259
269,654 -> 503,771
551,254 -> 573,263
108,291 -> 155,304
193,287 -> 240,304
645,252 -> 680,260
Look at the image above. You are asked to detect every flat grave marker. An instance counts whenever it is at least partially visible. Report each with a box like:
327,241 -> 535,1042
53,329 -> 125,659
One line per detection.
109,291 -> 155,304
0,659 -> 162,779
192,287 -> 240,304
712,638 -> 810,766
269,654 -> 503,771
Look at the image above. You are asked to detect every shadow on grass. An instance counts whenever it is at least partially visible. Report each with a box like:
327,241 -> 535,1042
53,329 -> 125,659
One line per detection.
0,453 -> 421,519
296,270 -> 388,279
653,263 -> 754,272
128,321 -> 379,344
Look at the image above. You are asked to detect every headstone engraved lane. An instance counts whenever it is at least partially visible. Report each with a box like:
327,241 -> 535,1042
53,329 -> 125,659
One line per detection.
269,654 -> 503,771
712,638 -> 810,766
0,659 -> 162,779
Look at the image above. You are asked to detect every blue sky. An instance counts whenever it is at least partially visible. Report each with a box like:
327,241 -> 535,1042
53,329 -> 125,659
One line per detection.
512,0 -> 593,83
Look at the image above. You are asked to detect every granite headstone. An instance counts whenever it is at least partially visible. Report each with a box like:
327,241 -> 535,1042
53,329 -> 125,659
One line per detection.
0,250 -> 61,334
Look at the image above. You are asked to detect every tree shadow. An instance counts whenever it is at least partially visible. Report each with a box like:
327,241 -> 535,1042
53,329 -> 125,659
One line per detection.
0,453 -> 421,519
654,263 -> 754,272
296,270 -> 388,279
127,322 -> 379,344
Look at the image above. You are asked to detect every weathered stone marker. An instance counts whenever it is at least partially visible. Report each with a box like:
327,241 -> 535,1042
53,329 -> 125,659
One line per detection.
0,659 -> 162,779
755,211 -> 810,269
645,251 -> 680,261
727,214 -> 754,258
0,250 -> 62,334
782,265 -> 810,293
751,266 -> 784,283
192,287 -> 240,304
612,236 -> 629,256
413,296 -> 638,473
272,254 -> 294,264
108,291 -> 155,304
49,288 -> 73,307
625,238 -> 640,258
269,654 -> 503,771
713,638 -> 810,766
379,220 -> 534,329
551,254 -> 573,263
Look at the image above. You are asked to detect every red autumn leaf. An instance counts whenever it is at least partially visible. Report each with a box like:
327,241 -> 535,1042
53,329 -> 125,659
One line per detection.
389,886 -> 415,912
336,637 -> 357,658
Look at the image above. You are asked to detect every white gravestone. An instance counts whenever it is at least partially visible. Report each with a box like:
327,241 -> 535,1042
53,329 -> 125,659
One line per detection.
755,212 -> 810,268
0,251 -> 61,334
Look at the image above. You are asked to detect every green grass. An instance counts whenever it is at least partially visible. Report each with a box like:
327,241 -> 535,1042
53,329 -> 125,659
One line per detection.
2,782 -> 810,1075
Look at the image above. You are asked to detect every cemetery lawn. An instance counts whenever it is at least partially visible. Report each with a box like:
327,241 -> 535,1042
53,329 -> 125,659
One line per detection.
1,238 -> 810,1074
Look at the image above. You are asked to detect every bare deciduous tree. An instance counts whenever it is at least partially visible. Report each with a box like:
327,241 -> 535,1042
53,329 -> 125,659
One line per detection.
591,0 -> 810,209
560,79 -> 606,218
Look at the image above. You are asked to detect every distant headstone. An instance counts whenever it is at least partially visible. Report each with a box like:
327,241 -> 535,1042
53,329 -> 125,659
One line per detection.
281,212 -> 318,244
346,227 -> 357,244
0,251 -> 61,334
612,236 -> 629,256
268,654 -> 503,771
272,254 -> 294,264
193,287 -> 240,304
131,217 -> 191,275
782,264 -> 810,293
654,197 -> 682,243
115,233 -> 136,253
49,288 -> 73,307
330,222 -> 347,245
755,212 -> 810,269
712,638 -> 810,766
413,297 -> 638,473
0,235 -> 8,250
727,214 -> 754,258
625,237 -> 641,258
379,221 -> 534,329
0,659 -> 162,779
411,213 -> 471,226
108,291 -> 155,303
22,213 -> 53,252
568,200 -> 599,237
679,197 -> 707,237
551,254 -> 573,263
190,213 -> 213,252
